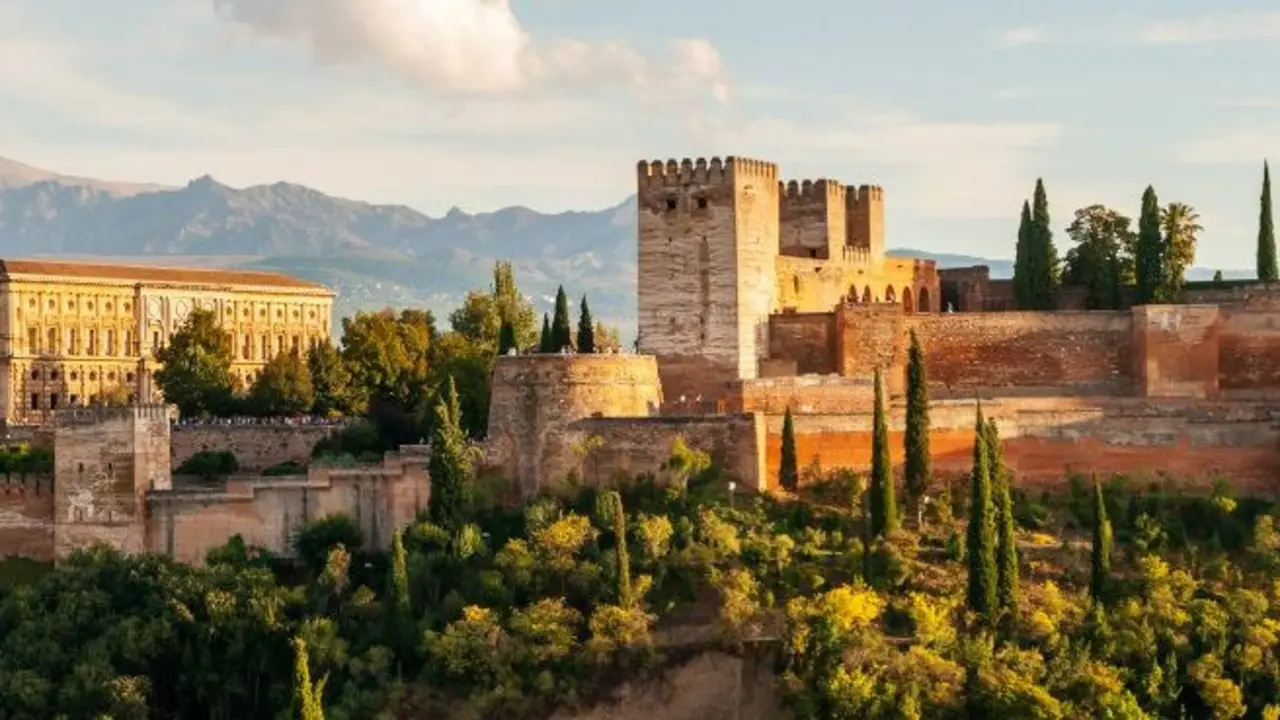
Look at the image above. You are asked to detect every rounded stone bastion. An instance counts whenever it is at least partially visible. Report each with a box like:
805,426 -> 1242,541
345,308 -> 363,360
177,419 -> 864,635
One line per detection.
484,355 -> 662,494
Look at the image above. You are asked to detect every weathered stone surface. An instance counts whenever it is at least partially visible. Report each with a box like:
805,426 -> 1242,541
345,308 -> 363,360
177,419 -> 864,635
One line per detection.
171,423 -> 341,471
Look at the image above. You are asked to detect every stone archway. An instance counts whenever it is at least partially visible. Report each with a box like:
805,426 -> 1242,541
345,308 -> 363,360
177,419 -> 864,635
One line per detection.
848,284 -> 860,303
885,286 -> 896,304
902,287 -> 914,313
862,286 -> 872,303
918,287 -> 932,313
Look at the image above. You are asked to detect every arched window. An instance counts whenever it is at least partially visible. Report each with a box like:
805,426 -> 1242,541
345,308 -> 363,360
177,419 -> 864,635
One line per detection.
902,287 -> 914,313
885,286 -> 896,303
918,287 -> 932,313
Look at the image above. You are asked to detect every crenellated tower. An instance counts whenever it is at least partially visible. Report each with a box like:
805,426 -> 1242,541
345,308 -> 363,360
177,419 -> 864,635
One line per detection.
846,185 -> 885,262
778,179 -> 847,260
636,157 -> 780,403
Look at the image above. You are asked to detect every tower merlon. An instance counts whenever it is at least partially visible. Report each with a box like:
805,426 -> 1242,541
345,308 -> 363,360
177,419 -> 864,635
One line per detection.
637,156 -> 779,186
780,178 -> 847,200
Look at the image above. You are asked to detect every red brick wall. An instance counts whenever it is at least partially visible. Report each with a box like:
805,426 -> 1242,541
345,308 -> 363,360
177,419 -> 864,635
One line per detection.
1133,306 -> 1221,398
0,480 -> 54,560
835,305 -> 907,392
1218,308 -> 1280,396
734,377 -> 877,414
904,312 -> 1135,396
768,313 -> 837,374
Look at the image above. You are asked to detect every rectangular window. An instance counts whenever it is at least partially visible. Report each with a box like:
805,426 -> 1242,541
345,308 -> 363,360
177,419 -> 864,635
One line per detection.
29,393 -> 38,410
276,335 -> 285,355
27,328 -> 38,354
291,335 -> 300,353
50,393 -> 59,409
47,328 -> 57,354
106,329 -> 116,356
261,334 -> 269,359
68,328 -> 77,355
88,329 -> 97,356
125,331 -> 134,356
152,331 -> 160,351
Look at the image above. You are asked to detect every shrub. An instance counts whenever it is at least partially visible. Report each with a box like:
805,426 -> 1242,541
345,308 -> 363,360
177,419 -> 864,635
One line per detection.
262,460 -> 307,477
176,450 -> 239,481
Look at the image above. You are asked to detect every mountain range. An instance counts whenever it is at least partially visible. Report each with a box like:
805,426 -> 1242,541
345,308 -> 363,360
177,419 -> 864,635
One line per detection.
0,156 -> 1251,339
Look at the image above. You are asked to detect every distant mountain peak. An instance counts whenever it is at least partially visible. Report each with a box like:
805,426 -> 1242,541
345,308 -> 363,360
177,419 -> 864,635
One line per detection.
0,155 -> 170,197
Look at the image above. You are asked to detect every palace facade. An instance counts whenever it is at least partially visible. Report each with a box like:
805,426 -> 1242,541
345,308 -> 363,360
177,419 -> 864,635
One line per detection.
0,260 -> 335,427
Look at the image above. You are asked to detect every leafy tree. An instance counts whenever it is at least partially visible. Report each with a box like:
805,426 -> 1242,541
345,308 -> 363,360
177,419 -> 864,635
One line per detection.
293,514 -> 364,579
340,309 -> 433,411
988,419 -> 1017,615
593,321 -> 622,353
779,406 -> 799,492
966,404 -> 997,619
1090,476 -> 1112,602
248,348 -> 315,416
153,307 -> 236,417
1134,185 -> 1164,305
551,286 -> 572,351
427,377 -> 473,531
1064,204 -> 1135,310
292,636 -> 327,720
307,341 -> 357,416
903,331 -> 931,523
428,332 -> 492,439
175,450 -> 239,481
449,261 -> 538,350
577,296 -> 595,354
1213,269 -> 1225,284
497,318 -> 517,356
1026,179 -> 1060,309
1260,160 -> 1277,282
539,313 -> 553,353
1160,201 -> 1201,302
869,367 -> 898,538
1013,199 -> 1033,309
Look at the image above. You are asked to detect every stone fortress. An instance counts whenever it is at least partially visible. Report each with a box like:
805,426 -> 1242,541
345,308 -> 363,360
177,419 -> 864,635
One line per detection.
8,154 -> 1280,567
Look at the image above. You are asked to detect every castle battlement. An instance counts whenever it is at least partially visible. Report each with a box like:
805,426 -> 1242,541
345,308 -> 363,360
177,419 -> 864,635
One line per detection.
780,178 -> 846,200
847,184 -> 885,204
53,404 -> 171,428
637,156 -> 779,186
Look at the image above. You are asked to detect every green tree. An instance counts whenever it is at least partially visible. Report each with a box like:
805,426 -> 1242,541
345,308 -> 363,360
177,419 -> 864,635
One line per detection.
248,348 -> 315,416
1064,204 -> 1135,310
1012,199 -> 1033,309
1090,475 -> 1112,603
577,296 -> 596,354
539,313 -> 553,353
1260,161 -> 1277,282
428,332 -> 492,439
497,318 -> 517,355
551,286 -> 572,351
153,307 -> 236,417
779,406 -> 799,492
593,321 -> 622,352
1159,202 -> 1202,302
1026,179 -> 1060,309
340,309 -> 433,411
427,377 -> 473,531
988,419 -> 1017,615
449,261 -> 538,349
869,367 -> 898,538
307,341 -> 357,416
966,404 -> 997,619
292,636 -> 327,720
1134,185 -> 1164,305
1213,269 -> 1225,285
598,491 -> 633,606
903,331 -> 931,523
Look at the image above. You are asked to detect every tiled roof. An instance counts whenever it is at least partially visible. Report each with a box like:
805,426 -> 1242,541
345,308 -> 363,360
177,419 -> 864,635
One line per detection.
0,259 -> 330,292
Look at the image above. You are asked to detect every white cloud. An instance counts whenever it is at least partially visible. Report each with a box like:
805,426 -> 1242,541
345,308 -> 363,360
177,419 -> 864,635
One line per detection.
998,26 -> 1048,47
211,0 -> 731,104
1135,11 -> 1280,43
1176,127 -> 1280,164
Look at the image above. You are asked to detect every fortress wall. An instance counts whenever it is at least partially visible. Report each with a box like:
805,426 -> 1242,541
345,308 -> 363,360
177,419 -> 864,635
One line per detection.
1134,305 -> 1221,398
148,461 -> 429,566
778,179 -> 845,259
762,398 -> 1280,493
0,480 -> 54,560
904,311 -> 1136,395
171,423 -> 342,471
1218,306 -> 1280,396
570,413 -> 766,491
767,312 -> 837,375
735,376 -> 876,414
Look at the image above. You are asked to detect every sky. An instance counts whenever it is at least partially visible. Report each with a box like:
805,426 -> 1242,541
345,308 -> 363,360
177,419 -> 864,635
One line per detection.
0,0 -> 1277,270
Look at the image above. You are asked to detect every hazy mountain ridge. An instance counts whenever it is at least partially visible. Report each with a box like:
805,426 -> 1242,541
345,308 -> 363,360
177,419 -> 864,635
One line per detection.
0,157 -> 1250,334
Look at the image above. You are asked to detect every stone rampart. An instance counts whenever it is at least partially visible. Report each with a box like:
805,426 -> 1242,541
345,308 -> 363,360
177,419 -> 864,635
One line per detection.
0,479 -> 54,561
767,312 -> 837,375
171,422 -> 343,471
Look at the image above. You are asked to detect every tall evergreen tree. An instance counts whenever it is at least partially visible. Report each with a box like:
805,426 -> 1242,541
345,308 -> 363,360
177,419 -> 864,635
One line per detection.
551,285 -> 573,350
538,313 -> 553,353
292,636 -> 327,720
1135,185 -> 1164,304
966,403 -> 997,619
779,406 -> 799,492
1012,200 -> 1033,309
599,490 -> 633,606
497,318 -> 517,355
577,296 -> 596,354
988,419 -> 1018,615
903,331 -> 931,523
869,367 -> 898,538
1027,179 -> 1059,309
427,377 -> 473,531
1090,475 -> 1112,603
1260,161 -> 1277,282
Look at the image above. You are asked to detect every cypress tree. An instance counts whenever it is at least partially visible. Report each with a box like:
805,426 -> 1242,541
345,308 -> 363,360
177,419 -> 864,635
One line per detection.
427,377 -> 472,531
903,331 -> 931,523
552,285 -> 572,350
869,366 -> 898,537
779,406 -> 799,492
966,403 -> 997,619
1260,161 -> 1277,282
1028,179 -> 1059,309
497,318 -> 517,355
1090,475 -> 1112,603
1135,185 -> 1164,304
577,296 -> 596,354
600,490 -> 633,606
1013,200 -> 1033,309
538,313 -> 553,353
292,636 -> 327,720
988,419 -> 1018,614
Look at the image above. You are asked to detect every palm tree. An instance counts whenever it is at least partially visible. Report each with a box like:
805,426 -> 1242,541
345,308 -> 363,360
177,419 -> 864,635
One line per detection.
1158,202 -> 1202,302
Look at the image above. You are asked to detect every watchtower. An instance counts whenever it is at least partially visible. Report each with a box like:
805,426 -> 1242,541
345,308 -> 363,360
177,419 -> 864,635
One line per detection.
636,157 -> 780,402
846,185 -> 885,262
